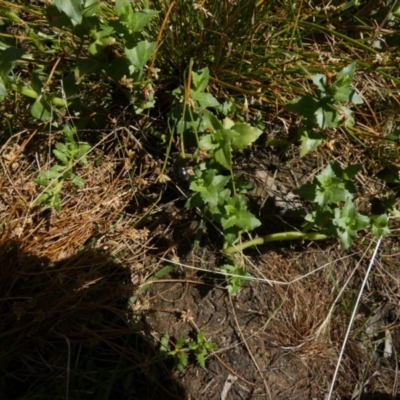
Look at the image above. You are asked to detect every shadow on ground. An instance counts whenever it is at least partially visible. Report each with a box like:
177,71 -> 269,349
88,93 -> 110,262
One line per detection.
0,239 -> 185,400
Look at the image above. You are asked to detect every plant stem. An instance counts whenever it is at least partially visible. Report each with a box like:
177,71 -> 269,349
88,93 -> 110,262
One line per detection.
224,231 -> 329,255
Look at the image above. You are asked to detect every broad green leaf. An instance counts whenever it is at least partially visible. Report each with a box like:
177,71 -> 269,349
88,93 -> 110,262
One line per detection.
372,214 -> 390,237
230,123 -> 262,152
336,63 -> 356,86
221,209 -> 261,230
0,47 -> 26,82
333,85 -> 363,104
337,164 -> 362,180
299,128 -> 322,157
311,73 -> 327,92
199,110 -> 223,132
126,10 -> 158,32
286,95 -> 319,121
53,0 -> 82,25
82,0 -> 100,17
31,97 -> 52,121
191,67 -> 209,92
214,142 -> 232,170
115,0 -> 132,19
315,104 -> 338,129
190,90 -> 220,108
222,117 -> 234,129
0,80 -> 7,100
125,40 -> 155,71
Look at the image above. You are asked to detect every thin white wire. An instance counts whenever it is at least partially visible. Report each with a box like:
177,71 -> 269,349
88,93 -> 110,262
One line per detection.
326,236 -> 382,400
160,252 -> 358,286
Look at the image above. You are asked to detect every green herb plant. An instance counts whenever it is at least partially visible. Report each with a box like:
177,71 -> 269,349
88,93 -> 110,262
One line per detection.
224,63 -> 391,256
286,63 -> 364,157
159,331 -> 217,372
34,125 -> 91,212
170,65 -> 263,247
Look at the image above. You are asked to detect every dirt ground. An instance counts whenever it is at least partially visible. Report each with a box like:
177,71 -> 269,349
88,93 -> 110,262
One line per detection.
2,123 -> 400,400
139,136 -> 400,400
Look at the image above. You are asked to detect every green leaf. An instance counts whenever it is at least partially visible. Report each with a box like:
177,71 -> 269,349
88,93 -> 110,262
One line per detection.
336,63 -> 356,87
0,80 -> 7,100
125,40 -> 155,71
315,104 -> 338,129
230,123 -> 262,151
71,175 -> 85,188
199,110 -> 223,132
372,214 -> 390,237
299,128 -> 323,156
190,90 -> 220,108
82,0 -> 100,17
36,169 -> 63,181
333,86 -> 363,104
222,209 -> 261,231
196,352 -> 206,368
286,95 -> 319,121
191,67 -> 210,92
333,198 -> 370,249
311,73 -> 327,92
126,10 -> 158,32
53,0 -> 82,25
0,47 -> 26,83
214,141 -> 232,170
115,0 -> 132,19
53,149 -> 69,165
75,143 -> 91,164
31,97 -> 52,121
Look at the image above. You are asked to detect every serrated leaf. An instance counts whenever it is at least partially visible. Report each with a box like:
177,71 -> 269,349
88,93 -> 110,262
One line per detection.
230,123 -> 262,151
299,128 -> 322,156
125,40 -> 155,71
221,209 -> 261,231
53,0 -> 82,24
196,352 -> 206,368
53,149 -> 69,165
333,198 -> 370,249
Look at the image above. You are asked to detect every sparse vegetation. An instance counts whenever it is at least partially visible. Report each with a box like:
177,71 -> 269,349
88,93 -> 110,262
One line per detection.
1,0 -> 400,399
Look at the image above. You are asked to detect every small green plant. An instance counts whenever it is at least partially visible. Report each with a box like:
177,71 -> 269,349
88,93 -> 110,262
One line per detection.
286,63 -> 364,156
160,331 -> 217,372
220,260 -> 252,296
170,65 -> 263,247
34,125 -> 91,211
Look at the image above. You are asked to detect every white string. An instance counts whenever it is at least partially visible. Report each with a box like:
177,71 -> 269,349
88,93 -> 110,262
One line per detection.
326,236 -> 382,400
